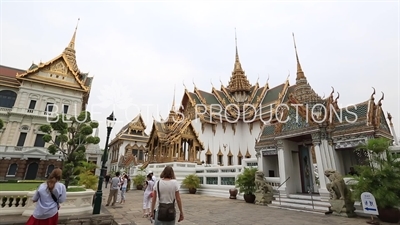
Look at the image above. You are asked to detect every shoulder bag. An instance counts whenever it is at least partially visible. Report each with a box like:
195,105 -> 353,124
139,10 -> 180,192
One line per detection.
156,181 -> 176,221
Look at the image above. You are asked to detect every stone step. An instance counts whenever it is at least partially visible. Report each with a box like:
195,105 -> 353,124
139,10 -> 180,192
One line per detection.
271,194 -> 330,214
270,202 -> 328,214
273,196 -> 331,208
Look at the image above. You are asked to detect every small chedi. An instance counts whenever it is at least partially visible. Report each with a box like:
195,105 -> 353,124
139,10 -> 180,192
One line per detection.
324,169 -> 356,217
254,171 -> 274,205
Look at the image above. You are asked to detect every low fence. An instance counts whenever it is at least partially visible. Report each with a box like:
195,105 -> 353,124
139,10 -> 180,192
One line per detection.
0,188 -> 95,216
129,158 -> 281,198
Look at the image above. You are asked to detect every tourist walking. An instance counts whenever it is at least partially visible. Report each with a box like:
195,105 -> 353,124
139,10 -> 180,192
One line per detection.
105,174 -> 110,188
142,174 -> 154,217
116,172 -> 124,203
120,174 -> 128,204
149,171 -> 156,181
106,172 -> 121,206
26,168 -> 66,225
150,166 -> 184,225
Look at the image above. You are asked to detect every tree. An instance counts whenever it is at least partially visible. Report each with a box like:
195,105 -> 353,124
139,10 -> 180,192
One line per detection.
74,161 -> 98,190
39,111 -> 100,188
0,118 -> 4,130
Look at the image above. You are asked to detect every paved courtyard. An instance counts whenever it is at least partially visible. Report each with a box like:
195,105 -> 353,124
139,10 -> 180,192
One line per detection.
103,188 -> 380,225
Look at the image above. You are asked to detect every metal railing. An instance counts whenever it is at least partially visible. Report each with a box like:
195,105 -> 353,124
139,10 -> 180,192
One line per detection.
308,187 -> 315,209
275,176 -> 291,206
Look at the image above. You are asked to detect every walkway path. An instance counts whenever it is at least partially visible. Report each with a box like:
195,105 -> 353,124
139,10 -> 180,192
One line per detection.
103,188 -> 380,225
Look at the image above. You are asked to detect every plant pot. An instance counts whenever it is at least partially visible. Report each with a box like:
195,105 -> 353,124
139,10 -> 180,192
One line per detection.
243,194 -> 255,203
377,207 -> 400,223
136,184 -> 143,190
188,188 -> 197,194
229,188 -> 238,199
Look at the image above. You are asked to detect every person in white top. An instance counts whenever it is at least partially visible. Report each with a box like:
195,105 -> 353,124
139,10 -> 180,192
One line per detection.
150,166 -> 184,225
26,168 -> 67,225
120,174 -> 128,204
142,173 -> 154,217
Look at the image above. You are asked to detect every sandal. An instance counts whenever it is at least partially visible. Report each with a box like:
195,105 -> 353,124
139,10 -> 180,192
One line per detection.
142,214 -> 148,218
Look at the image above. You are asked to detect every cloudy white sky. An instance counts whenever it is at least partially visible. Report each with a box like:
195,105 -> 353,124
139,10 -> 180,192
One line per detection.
1,1 -> 399,147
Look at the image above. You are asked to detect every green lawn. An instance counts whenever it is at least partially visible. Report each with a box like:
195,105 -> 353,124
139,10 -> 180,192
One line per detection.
0,183 -> 40,191
0,183 -> 86,192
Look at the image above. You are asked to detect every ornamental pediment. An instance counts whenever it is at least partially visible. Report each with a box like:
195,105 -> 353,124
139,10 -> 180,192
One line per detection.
23,148 -> 48,155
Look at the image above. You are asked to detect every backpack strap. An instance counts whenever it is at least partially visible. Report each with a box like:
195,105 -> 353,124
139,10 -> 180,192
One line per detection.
157,180 -> 160,201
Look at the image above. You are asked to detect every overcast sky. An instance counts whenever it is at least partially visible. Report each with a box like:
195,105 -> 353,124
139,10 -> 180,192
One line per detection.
1,1 -> 399,147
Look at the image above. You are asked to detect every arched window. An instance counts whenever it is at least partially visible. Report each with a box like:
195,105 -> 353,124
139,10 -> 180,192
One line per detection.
6,163 -> 18,176
0,90 -> 17,108
46,164 -> 55,175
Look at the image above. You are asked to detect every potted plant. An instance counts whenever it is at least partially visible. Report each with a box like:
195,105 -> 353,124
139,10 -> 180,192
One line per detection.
352,138 -> 400,223
133,174 -> 146,190
235,167 -> 257,203
182,174 -> 201,194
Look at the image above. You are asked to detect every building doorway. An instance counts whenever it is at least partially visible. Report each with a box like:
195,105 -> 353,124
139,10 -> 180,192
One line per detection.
25,162 -> 39,180
298,145 -> 314,193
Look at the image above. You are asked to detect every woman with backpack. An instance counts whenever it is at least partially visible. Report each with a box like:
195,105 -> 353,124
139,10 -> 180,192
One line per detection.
150,166 -> 184,225
26,168 -> 66,225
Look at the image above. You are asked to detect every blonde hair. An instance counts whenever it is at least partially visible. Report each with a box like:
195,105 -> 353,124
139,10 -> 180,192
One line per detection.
47,168 -> 62,192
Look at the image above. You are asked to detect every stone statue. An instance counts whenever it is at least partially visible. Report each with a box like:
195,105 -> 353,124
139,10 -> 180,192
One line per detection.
325,169 -> 346,200
254,171 -> 274,205
324,169 -> 356,217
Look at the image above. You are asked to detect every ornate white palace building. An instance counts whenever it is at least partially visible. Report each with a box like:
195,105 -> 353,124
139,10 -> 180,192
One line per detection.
0,26 -> 102,180
107,114 -> 149,173
138,34 -> 396,209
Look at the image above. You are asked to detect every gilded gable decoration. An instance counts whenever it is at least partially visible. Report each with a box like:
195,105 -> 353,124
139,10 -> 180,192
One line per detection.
227,149 -> 233,157
201,122 -> 205,133
217,147 -> 223,156
212,124 -> 217,135
249,123 -> 253,135
245,148 -> 251,158
206,145 -> 212,155
232,123 -> 237,135
237,150 -> 243,157
222,122 -> 227,133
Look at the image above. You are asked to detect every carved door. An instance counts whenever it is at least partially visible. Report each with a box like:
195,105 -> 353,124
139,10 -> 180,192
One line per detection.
298,146 -> 314,193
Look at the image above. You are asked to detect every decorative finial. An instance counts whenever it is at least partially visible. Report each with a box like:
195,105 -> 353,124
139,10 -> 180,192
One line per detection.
219,77 -> 223,86
371,87 -> 376,100
378,91 -> 384,106
335,92 -> 340,102
330,86 -> 335,96
322,93 -> 325,99
210,79 -> 214,88
287,70 -> 290,80
182,80 -> 187,89
387,112 -> 393,125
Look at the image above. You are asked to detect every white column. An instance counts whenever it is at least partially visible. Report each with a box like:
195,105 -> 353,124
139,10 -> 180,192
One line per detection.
313,138 -> 330,201
277,140 -> 293,196
256,150 -> 264,172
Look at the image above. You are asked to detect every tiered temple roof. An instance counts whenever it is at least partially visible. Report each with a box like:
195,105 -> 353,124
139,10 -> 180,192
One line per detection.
1,20 -> 93,109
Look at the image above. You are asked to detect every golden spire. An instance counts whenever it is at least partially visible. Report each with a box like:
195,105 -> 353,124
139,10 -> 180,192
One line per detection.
292,32 -> 306,80
63,18 -> 80,74
68,18 -> 80,50
227,28 -> 251,93
171,85 -> 176,112
234,28 -> 243,72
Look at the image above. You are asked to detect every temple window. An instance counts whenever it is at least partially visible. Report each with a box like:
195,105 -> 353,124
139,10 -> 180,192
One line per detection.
6,163 -> 18,177
228,155 -> 233,166
238,156 -> 242,165
206,155 -> 212,164
218,155 -> 223,165
0,90 -> 17,108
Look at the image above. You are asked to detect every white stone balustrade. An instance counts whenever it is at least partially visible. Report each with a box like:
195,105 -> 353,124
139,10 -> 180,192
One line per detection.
0,189 -> 95,216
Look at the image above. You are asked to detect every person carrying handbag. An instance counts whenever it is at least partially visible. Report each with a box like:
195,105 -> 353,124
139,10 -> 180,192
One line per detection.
150,166 -> 184,225
26,168 -> 66,225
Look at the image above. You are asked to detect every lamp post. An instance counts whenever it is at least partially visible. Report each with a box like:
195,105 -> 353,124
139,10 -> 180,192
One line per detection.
93,112 -> 116,214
